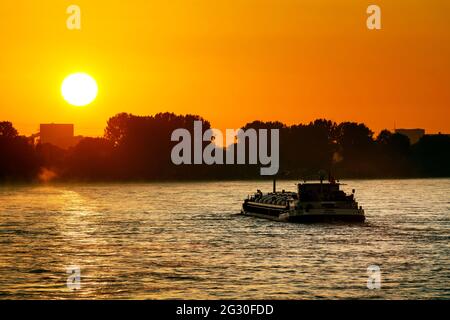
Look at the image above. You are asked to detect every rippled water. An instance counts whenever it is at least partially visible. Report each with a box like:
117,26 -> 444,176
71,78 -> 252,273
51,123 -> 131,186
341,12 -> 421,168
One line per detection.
0,179 -> 449,299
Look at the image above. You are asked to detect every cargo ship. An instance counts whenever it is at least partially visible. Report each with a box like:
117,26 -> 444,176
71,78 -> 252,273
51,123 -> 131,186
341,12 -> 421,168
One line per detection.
241,177 -> 365,223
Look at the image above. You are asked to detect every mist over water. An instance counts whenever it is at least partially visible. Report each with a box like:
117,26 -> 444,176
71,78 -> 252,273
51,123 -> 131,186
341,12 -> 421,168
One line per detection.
0,179 -> 449,299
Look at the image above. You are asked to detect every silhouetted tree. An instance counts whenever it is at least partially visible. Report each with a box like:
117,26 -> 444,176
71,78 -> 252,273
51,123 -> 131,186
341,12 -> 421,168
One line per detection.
335,122 -> 375,177
104,113 -> 133,147
64,138 -> 115,180
0,121 -> 18,138
374,130 -> 412,176
1,115 -> 449,182
0,122 -> 40,181
104,112 -> 212,179
412,134 -> 450,177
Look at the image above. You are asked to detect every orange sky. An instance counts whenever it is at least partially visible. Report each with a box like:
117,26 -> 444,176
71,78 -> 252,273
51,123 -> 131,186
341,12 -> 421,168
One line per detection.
1,0 -> 449,136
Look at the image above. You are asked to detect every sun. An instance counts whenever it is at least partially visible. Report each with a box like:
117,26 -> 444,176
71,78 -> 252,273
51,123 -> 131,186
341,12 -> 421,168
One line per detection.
61,73 -> 98,106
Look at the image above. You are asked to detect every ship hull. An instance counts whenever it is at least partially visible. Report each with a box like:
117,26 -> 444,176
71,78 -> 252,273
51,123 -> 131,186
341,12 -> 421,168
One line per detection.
242,203 -> 365,223
286,213 -> 365,223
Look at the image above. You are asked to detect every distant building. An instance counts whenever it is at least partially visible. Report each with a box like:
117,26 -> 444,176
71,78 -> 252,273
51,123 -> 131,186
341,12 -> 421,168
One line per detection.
39,124 -> 76,149
429,132 -> 450,138
395,128 -> 425,145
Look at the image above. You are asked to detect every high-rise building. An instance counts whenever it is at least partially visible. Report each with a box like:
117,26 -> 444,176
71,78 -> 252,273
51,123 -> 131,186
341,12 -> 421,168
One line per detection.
39,124 -> 75,149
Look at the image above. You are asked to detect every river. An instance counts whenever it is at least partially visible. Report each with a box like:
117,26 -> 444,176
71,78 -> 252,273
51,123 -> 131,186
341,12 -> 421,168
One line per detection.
0,179 -> 448,299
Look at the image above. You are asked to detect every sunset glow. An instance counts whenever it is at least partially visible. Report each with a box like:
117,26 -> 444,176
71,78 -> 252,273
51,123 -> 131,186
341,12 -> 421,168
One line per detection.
0,0 -> 449,136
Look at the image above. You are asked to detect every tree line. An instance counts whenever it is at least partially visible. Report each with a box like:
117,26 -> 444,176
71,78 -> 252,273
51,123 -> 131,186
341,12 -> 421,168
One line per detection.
0,113 -> 449,182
